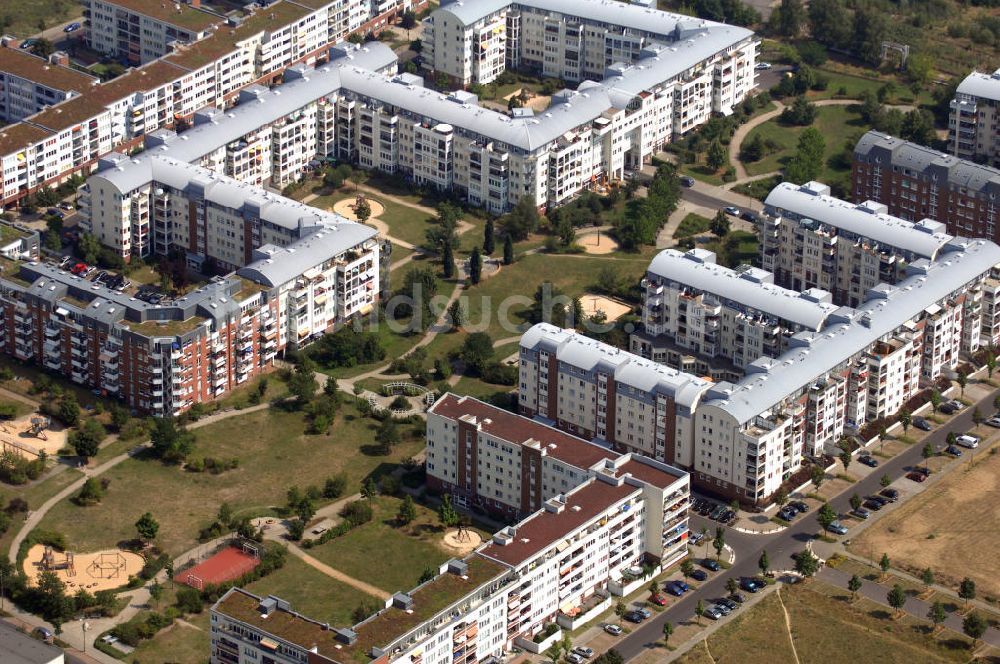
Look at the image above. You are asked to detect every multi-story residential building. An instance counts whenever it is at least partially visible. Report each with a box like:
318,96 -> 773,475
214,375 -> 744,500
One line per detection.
852,130 -> 1000,242
211,449 -> 689,664
948,68 -> 1000,166
0,45 -> 98,123
759,181 -> 954,307
518,322 -> 712,464
631,247 -> 837,375
84,0 -> 222,65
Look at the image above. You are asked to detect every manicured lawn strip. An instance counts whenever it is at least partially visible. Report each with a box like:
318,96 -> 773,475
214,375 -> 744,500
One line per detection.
674,213 -> 712,238
244,554 -> 368,627
733,175 -> 784,202
306,495 -> 453,594
37,405 -> 422,556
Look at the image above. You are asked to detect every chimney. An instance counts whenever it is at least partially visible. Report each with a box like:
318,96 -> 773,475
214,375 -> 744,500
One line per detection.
49,51 -> 70,66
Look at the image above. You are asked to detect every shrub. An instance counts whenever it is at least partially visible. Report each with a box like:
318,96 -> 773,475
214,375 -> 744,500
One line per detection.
341,500 -> 373,527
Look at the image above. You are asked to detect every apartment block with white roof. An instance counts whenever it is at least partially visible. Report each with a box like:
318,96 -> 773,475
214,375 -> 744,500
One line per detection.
949,68 -> 1000,166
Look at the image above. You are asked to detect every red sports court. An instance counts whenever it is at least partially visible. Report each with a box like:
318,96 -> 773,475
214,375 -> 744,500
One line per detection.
177,545 -> 260,590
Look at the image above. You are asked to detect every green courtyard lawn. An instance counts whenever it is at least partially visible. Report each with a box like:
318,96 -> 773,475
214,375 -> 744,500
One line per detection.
733,175 -> 784,202
36,404 -> 424,557
244,554 -> 369,626
674,213 -> 712,239
129,611 -> 211,664
310,190 -> 434,249
307,495 -> 467,594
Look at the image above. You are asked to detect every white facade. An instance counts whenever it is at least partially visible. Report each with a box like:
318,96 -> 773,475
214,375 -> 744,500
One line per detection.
949,68 -> 1000,166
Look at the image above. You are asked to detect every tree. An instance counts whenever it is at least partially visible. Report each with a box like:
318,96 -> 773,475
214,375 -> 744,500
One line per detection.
78,233 -> 101,265
376,417 -> 401,450
135,512 -> 159,542
483,219 -> 495,255
442,241 -> 456,279
921,568 -> 935,593
848,574 -> 862,601
397,495 -> 417,525
928,601 -> 947,633
712,527 -> 726,560
448,300 -> 465,329
680,559 -> 694,579
706,139 -> 726,172
987,352 -> 997,380
614,599 -> 627,618
930,389 -> 942,413
794,549 -> 819,578
772,0 -> 804,36
501,196 -> 540,241
70,419 -> 106,459
469,246 -> 482,284
973,406 -> 984,427
839,448 -> 852,472
785,125 -> 824,183
959,577 -> 976,607
808,0 -> 852,51
899,410 -> 911,434
849,493 -> 862,512
288,359 -> 317,406
75,477 -> 104,505
56,395 -> 80,427
726,578 -> 739,595
963,611 -> 988,649
879,553 -> 891,579
503,234 -> 514,265
545,642 -> 563,664
400,9 -> 417,31
662,621 -> 674,647
149,581 -> 163,608
922,443 -> 933,465
810,465 -> 825,489
957,371 -> 968,397
461,332 -> 495,376
878,426 -> 888,454
695,599 -> 705,625
361,477 -> 378,501
150,417 -> 195,463
887,584 -> 907,618
324,475 -> 347,499
880,473 -> 892,488
438,494 -> 460,528
901,109 -> 935,146
817,502 -> 837,531
774,487 -> 789,507
758,550 -> 769,577
710,210 -> 730,238
739,133 -> 765,163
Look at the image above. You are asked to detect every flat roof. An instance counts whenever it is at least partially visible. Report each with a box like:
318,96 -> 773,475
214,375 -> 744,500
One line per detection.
0,47 -> 98,93
647,248 -> 837,329
429,392 -> 617,469
479,478 -> 639,567
0,123 -> 53,156
165,1 -> 312,69
29,60 -> 188,131
0,620 -> 63,664
956,68 -> 1000,102
616,457 -> 686,489
93,0 -> 222,30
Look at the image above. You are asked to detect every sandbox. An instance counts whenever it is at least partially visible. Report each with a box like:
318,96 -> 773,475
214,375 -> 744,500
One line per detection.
578,231 -> 619,254
441,528 -> 483,555
0,415 -> 67,458
580,293 -> 631,321
23,544 -> 145,593
332,198 -> 386,222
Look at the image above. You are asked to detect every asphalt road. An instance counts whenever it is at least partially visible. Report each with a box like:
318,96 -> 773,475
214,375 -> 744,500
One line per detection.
613,388 -> 998,661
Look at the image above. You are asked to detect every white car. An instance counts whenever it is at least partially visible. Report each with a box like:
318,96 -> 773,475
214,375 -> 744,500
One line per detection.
755,62 -> 772,70
604,624 -> 623,636
955,434 -> 980,449
985,416 -> 1000,428
573,647 -> 595,659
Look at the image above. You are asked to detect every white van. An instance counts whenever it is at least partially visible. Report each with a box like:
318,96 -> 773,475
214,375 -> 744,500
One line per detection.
955,434 -> 980,449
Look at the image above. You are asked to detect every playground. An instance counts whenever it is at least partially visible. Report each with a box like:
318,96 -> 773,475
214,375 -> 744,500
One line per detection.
176,543 -> 261,590
578,230 -> 619,255
441,525 -> 483,555
0,415 -> 65,458
579,293 -> 632,322
23,545 -> 145,593
332,195 -> 386,223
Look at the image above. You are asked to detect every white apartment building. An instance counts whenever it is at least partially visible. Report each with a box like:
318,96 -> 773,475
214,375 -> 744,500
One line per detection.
0,46 -> 98,123
949,68 -> 1000,167
759,181 -> 955,307
211,454 -> 689,664
84,0 -> 221,65
632,247 -> 838,373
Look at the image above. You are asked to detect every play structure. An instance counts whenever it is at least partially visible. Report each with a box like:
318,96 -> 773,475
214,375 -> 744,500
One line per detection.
23,545 -> 145,593
0,414 -> 66,458
177,541 -> 262,590
578,230 -> 619,255
442,523 -> 484,555
332,195 -> 386,223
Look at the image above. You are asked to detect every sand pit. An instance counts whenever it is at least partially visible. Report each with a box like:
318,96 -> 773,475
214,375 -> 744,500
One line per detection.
580,293 -> 631,321
579,231 -> 619,254
332,197 -> 386,222
441,528 -> 483,555
23,545 -> 145,592
0,415 -> 67,458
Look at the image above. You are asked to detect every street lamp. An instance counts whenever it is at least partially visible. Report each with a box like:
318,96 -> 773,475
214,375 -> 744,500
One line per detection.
81,620 -> 90,653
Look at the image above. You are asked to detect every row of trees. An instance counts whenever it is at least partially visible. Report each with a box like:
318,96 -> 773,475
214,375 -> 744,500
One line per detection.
614,163 -> 682,250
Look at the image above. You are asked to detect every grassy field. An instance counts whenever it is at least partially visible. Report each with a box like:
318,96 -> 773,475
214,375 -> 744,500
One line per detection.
674,213 -> 712,239
307,495 -> 467,594
310,190 -> 434,249
676,582 -> 980,664
851,429 -> 1000,600
37,404 -> 424,556
129,611 -> 210,664
245,554 -> 369,625
1,0 -> 82,38
741,104 -> 866,182
733,175 -> 784,202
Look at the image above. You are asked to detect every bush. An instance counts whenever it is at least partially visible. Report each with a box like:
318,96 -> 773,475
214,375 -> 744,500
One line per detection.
341,500 -> 373,527
175,587 -> 203,614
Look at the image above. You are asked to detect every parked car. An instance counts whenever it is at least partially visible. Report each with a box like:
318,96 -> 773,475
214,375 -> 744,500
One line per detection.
702,559 -> 721,572
740,577 -> 763,593
567,654 -> 584,664
704,606 -> 723,620
778,506 -> 797,521
740,211 -> 756,222
57,202 -> 74,211
879,488 -> 899,502
650,593 -> 668,606
947,399 -> 964,410
604,624 -> 623,636
862,499 -> 882,512
690,569 -> 708,581
719,509 -> 736,524
33,627 -> 53,642
907,471 -> 927,483
71,262 -> 88,275
827,521 -> 849,535
64,21 -> 82,32
912,416 -> 932,431
728,592 -> 747,604
709,505 -> 726,520
755,62 -> 772,70
46,207 -> 65,220
20,39 -> 38,50
858,455 -> 878,468
850,507 -> 870,520
636,607 -> 652,619
955,434 -> 980,449
986,416 -> 1000,428
789,500 -> 809,514
867,495 -> 889,508
723,206 -> 740,216
680,176 -> 695,187
664,581 -> 686,596
573,647 -> 595,659
718,597 -> 738,612
945,444 -> 963,456
623,611 -> 644,624
58,256 -> 72,268
713,602 -> 732,616
939,403 -> 959,415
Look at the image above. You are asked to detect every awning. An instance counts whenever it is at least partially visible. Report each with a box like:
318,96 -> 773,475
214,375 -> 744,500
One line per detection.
259,637 -> 278,651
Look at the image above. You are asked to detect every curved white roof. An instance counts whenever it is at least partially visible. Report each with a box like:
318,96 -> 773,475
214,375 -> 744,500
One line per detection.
956,69 -> 1000,102
647,248 -> 837,329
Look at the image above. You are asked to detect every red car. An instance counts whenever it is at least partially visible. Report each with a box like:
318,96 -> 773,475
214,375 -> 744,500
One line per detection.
71,262 -> 87,275
650,594 -> 668,606
906,472 -> 927,483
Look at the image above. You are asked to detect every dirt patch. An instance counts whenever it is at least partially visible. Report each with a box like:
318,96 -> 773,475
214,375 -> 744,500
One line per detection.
441,528 -> 483,555
851,435 -> 1000,598
332,198 -> 386,222
0,415 -> 67,457
580,293 -> 631,322
579,231 -> 619,255
23,544 -> 145,593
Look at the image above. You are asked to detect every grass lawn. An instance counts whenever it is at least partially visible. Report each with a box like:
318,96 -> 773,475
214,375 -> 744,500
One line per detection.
307,495 -> 459,594
310,190 -> 434,249
245,554 -> 369,626
37,404 -> 424,557
2,0 -> 83,37
674,213 -> 712,238
676,582 -> 978,664
679,162 -> 726,186
733,175 -> 784,202
741,104 -> 867,181
0,466 -> 84,559
446,376 -> 515,401
130,610 -> 210,664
